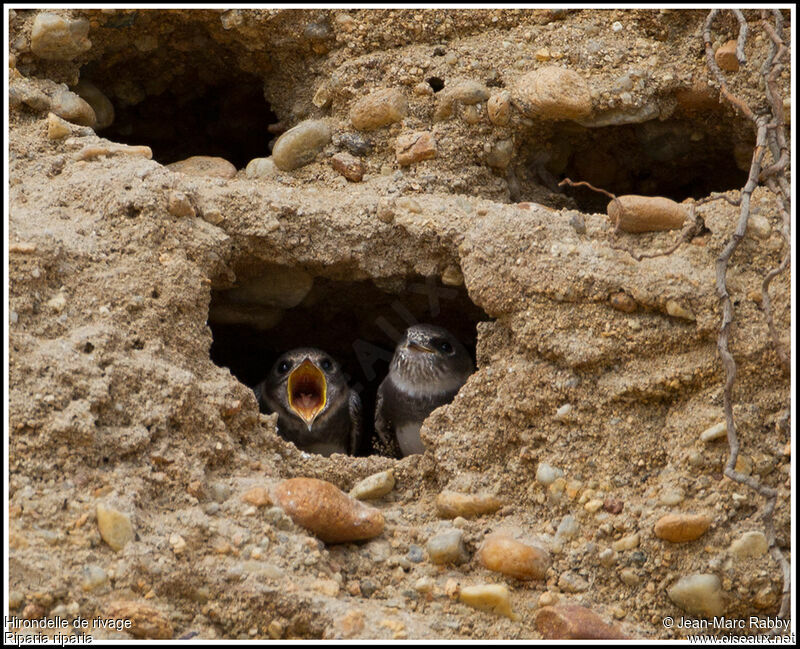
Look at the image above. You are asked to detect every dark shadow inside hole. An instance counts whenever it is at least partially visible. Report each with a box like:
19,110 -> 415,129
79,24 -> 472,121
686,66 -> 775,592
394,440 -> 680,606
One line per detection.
89,71 -> 278,168
516,118 -> 750,213
427,77 -> 445,93
208,274 -> 490,456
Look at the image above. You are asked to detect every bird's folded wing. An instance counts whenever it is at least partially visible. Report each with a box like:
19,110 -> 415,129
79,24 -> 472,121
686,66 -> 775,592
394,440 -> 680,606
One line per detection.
348,390 -> 362,456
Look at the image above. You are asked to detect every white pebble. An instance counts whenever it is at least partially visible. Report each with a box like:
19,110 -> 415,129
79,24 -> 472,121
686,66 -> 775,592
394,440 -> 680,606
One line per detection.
700,421 -> 727,442
555,403 -> 572,421
536,462 -> 563,486
730,531 -> 768,559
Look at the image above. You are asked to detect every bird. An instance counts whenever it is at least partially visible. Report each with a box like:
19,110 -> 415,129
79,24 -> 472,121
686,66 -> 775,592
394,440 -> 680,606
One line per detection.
254,348 -> 362,457
375,324 -> 473,457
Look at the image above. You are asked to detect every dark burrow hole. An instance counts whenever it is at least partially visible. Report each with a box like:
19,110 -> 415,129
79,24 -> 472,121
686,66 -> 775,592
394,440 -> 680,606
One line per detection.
78,15 -> 280,168
427,76 -> 445,92
208,269 -> 490,457
514,117 -> 751,213
95,73 -> 278,168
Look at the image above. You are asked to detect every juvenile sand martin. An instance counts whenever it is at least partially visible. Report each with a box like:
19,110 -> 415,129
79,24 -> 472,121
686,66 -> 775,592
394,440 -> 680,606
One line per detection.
375,324 -> 473,457
255,348 -> 362,457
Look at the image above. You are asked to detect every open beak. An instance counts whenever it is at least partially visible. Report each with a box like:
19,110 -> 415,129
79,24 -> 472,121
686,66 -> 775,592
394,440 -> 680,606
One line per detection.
287,359 -> 327,429
407,341 -> 435,354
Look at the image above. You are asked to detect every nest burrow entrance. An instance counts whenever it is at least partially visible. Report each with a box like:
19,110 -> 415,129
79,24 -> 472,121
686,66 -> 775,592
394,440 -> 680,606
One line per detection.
512,116 -> 752,213
78,20 -> 280,168
208,266 -> 490,456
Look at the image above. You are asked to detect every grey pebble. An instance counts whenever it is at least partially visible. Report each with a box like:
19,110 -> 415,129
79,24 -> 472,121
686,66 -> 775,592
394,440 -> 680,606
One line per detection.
407,545 -> 425,563
570,213 -> 587,234
360,579 -> 379,597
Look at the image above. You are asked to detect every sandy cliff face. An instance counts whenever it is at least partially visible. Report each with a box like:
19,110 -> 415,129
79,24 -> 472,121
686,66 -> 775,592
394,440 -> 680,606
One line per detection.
8,8 -> 791,640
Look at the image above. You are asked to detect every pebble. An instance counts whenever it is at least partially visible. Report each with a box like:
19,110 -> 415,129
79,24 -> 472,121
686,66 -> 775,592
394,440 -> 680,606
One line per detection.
556,515 -> 579,540
554,403 -> 572,421
331,152 -> 365,182
659,488 -> 685,506
75,143 -> 152,161
46,112 -> 72,139
169,533 -> 187,554
598,548 -> 617,567
349,470 -> 395,500
312,85 -> 331,108
654,513 -> 711,543
31,13 -> 91,61
619,568 -> 640,587
611,533 -> 639,552
458,584 -> 516,620
603,498 -> 624,514
334,132 -> 372,156
478,533 -> 550,580
167,191 -> 195,218
434,80 -> 490,121
81,565 -> 108,591
50,87 -> 96,127
104,601 -> 173,639
414,576 -> 435,593
538,591 -> 560,607
436,490 -> 503,519
413,81 -> 433,96
536,462 -> 563,486
167,156 -> 236,179
569,213 -> 586,234
665,300 -> 695,322
486,138 -> 513,170
747,214 -> 771,239
245,157 -> 278,179
96,503 -> 135,552
609,292 -> 637,313
272,119 -> 331,171
584,499 -> 603,513
395,131 -> 437,166
536,605 -> 624,639
46,291 -> 67,312
715,40 -> 740,72
558,571 -> 589,592
460,104 -> 480,124
516,66 -> 592,121
487,91 -> 511,126
241,486 -> 272,507
406,545 -> 425,563
700,422 -> 727,442
667,574 -> 725,618
729,531 -> 768,559
607,195 -> 687,233
444,52 -> 458,65
73,80 -> 114,129
350,88 -> 408,130
426,529 -> 469,565
273,478 -> 384,544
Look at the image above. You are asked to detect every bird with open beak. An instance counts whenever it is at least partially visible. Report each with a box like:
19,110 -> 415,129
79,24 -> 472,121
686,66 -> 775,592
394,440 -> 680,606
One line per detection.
375,324 -> 473,457
254,348 -> 362,457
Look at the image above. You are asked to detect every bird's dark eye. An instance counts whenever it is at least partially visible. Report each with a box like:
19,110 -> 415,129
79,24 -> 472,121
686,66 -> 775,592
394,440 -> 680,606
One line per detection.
320,358 -> 333,371
436,340 -> 453,354
277,360 -> 292,374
